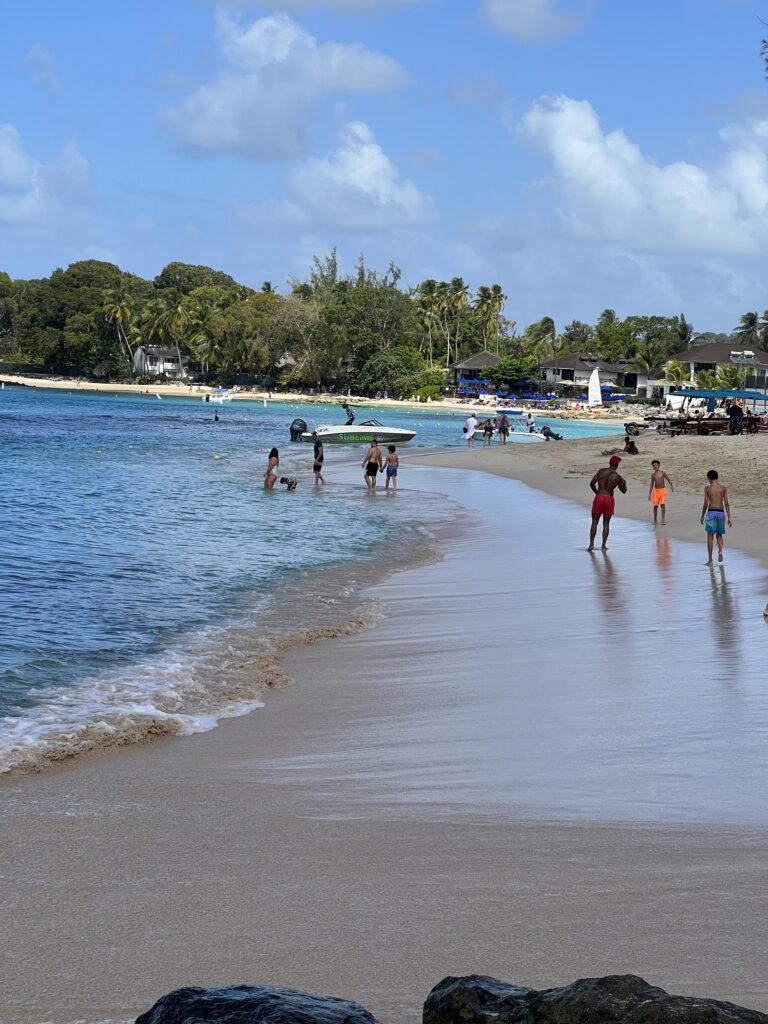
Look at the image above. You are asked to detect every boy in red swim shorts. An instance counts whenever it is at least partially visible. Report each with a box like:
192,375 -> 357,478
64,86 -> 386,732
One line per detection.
588,455 -> 627,551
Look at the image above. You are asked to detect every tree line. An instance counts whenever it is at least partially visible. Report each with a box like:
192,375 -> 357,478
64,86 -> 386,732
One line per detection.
0,252 -> 766,397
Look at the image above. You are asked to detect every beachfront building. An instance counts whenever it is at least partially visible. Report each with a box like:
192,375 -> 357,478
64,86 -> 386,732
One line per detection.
539,353 -> 650,395
452,351 -> 501,392
668,343 -> 768,391
132,345 -> 189,378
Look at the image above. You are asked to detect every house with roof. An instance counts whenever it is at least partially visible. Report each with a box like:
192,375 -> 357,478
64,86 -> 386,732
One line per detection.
538,353 -> 649,394
451,350 -> 501,389
132,345 -> 189,378
668,344 -> 768,389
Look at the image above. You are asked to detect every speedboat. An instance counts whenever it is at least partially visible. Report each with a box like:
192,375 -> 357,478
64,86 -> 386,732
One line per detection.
203,389 -> 233,404
300,419 -> 416,444
505,431 -> 545,444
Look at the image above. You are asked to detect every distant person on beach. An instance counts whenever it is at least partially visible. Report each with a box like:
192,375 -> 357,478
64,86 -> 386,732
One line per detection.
588,455 -> 627,551
464,414 -> 478,447
601,436 -> 638,456
701,470 -> 732,565
279,476 -> 297,491
311,431 -> 325,485
362,439 -> 383,491
497,412 -> 509,444
527,412 -> 536,433
385,445 -> 399,492
264,447 -> 279,489
648,460 -> 674,526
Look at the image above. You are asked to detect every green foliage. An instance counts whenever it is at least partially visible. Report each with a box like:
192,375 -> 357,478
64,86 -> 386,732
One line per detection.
664,360 -> 689,386
486,354 -> 537,386
153,262 -> 239,294
2,251 -> 765,391
716,364 -> 744,390
696,369 -> 718,389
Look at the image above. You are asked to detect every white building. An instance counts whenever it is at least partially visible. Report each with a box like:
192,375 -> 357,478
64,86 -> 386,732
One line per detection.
539,354 -> 650,394
132,346 -> 188,378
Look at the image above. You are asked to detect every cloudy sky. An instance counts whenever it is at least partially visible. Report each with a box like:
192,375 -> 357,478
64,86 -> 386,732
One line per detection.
2,0 -> 768,330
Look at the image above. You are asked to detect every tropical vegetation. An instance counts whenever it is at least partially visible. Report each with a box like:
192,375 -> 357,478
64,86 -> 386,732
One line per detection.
0,253 -> 765,398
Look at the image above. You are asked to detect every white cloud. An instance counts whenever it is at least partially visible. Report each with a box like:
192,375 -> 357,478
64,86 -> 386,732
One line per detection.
285,120 -> 430,229
0,125 -> 90,226
520,94 -> 768,254
162,12 -> 408,160
22,43 -> 61,96
220,0 -> 418,9
480,0 -> 591,43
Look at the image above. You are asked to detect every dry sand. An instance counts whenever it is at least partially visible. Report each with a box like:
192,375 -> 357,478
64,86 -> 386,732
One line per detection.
0,373 -> 630,420
409,431 -> 768,568
2,459 -> 768,1024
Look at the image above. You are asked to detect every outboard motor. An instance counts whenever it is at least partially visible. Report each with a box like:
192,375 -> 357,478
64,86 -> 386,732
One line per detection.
289,417 -> 307,442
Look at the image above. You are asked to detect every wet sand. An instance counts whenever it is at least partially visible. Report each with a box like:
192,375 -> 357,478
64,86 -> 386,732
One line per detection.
3,467 -> 768,1023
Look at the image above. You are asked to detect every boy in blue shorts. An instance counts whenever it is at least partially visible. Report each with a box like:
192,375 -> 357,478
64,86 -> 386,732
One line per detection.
385,445 -> 399,493
700,469 -> 732,565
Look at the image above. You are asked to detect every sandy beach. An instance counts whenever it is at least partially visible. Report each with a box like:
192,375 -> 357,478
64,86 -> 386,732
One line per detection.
0,372 -> 630,421
2,458 -> 768,1024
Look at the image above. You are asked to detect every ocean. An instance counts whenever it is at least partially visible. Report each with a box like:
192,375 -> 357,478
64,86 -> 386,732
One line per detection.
0,387 -> 620,773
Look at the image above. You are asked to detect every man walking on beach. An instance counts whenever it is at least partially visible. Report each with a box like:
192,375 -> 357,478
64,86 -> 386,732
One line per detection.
701,469 -> 732,565
498,411 -> 509,444
464,413 -> 478,448
648,459 -> 673,526
588,455 -> 627,551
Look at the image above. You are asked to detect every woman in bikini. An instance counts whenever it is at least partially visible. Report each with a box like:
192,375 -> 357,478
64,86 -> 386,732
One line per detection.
264,447 -> 279,489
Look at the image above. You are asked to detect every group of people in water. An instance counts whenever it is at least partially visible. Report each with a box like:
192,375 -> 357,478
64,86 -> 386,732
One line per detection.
588,455 -> 732,565
264,433 -> 400,493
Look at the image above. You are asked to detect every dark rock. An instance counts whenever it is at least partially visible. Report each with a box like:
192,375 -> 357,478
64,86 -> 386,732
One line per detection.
423,974 -> 768,1024
136,984 -> 381,1024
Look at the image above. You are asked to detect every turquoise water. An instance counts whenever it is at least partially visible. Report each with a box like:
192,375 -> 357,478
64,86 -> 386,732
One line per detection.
0,387 -> 620,771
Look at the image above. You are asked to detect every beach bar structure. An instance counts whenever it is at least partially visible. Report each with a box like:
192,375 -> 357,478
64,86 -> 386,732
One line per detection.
452,351 -> 501,393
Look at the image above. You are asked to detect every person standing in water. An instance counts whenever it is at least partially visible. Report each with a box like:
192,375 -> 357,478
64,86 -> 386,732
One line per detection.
311,431 -> 325,485
701,469 -> 732,565
588,455 -> 627,551
497,411 -> 509,444
362,438 -> 383,491
648,459 -> 674,525
464,413 -> 478,448
384,445 -> 399,492
264,447 -> 279,490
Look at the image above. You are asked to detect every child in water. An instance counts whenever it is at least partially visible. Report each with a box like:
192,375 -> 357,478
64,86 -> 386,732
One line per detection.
385,445 -> 399,492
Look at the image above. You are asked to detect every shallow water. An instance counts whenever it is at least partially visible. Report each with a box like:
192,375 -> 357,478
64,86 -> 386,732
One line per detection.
0,388 -> 621,771
276,467 -> 768,826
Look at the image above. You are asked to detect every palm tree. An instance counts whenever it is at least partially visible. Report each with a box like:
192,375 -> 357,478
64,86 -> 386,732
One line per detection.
104,291 -> 134,376
758,310 -> 768,347
633,342 -> 664,379
448,277 -> 470,366
696,369 -> 718,389
733,312 -> 759,346
664,360 -> 689,387
147,289 -> 190,379
474,284 -> 507,353
675,314 -> 694,347
417,279 -> 440,369
187,299 -> 221,374
717,364 -> 744,390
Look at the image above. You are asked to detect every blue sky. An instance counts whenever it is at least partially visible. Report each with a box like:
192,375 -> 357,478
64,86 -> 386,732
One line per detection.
2,0 -> 768,331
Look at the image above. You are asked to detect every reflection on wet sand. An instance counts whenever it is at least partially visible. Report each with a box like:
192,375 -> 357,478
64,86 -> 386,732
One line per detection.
708,566 -> 740,662
274,468 -> 768,825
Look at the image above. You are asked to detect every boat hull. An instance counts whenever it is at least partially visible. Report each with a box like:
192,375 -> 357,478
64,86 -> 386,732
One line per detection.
505,432 -> 545,444
300,427 -> 416,444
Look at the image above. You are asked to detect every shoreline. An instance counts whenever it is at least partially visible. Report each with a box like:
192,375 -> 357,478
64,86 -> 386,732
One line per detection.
0,372 -> 634,421
2,465 -> 768,1022
405,432 -> 768,577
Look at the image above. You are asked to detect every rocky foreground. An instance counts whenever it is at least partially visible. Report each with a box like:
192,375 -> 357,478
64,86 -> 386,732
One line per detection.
137,974 -> 768,1024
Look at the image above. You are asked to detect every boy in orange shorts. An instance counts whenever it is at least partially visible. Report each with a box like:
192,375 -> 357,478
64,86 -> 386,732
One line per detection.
648,459 -> 674,525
